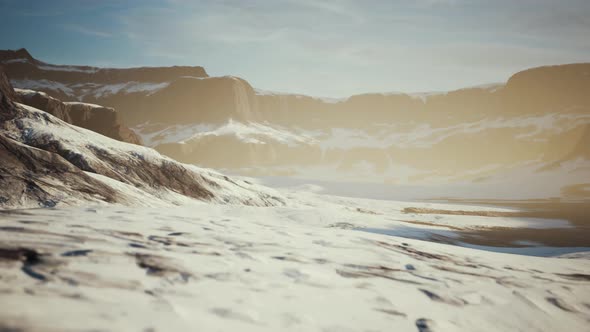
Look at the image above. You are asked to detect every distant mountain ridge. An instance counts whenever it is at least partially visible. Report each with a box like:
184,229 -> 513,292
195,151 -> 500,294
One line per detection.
0,48 -> 208,85
3,49 -> 588,127
2,49 -> 589,199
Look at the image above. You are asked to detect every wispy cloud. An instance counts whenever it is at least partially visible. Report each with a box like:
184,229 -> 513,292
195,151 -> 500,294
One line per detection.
105,0 -> 590,95
61,24 -> 112,38
4,0 -> 588,96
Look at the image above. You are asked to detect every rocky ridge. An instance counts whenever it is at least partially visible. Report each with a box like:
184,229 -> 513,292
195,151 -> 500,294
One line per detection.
0,66 -> 283,209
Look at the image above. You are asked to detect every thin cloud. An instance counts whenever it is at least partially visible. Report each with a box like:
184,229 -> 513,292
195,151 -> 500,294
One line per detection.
61,24 -> 112,38
20,0 -> 590,96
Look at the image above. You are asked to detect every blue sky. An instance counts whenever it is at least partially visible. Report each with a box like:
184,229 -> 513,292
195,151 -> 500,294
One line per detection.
1,0 -> 589,97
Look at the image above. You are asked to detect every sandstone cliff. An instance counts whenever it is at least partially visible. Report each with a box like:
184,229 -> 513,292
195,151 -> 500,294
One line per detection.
15,89 -> 142,145
2,49 -> 589,198
0,66 -> 284,209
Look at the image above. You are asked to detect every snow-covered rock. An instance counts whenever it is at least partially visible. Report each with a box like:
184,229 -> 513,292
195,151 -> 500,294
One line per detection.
15,88 -> 142,145
0,69 -> 284,209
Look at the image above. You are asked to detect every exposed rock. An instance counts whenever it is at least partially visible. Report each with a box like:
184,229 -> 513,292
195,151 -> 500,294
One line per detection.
0,66 -> 285,209
0,65 -> 17,116
0,133 -> 120,208
65,102 -> 142,145
15,89 -> 71,122
16,89 -> 142,145
2,49 -> 590,198
0,48 -> 37,64
0,48 -> 207,85
66,76 -> 260,126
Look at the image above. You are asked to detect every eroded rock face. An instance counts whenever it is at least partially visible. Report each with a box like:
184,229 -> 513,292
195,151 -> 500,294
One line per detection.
0,103 -> 284,208
16,89 -> 142,145
104,76 -> 261,125
65,102 -> 143,145
0,66 -> 285,209
3,49 -> 589,198
0,133 -> 120,208
0,65 -> 17,115
15,89 -> 71,122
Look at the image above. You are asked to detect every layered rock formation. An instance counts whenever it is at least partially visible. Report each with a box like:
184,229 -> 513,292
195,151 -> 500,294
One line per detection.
2,49 -> 589,199
0,66 -> 284,209
66,102 -> 142,145
0,134 -> 120,208
15,89 -> 142,144
0,48 -> 207,87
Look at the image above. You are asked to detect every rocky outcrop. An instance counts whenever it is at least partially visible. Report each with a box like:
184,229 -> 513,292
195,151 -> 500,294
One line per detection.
0,65 -> 17,114
1,69 -> 122,207
0,133 -> 120,207
16,89 -> 142,145
65,102 -> 142,145
0,66 -> 284,209
148,76 -> 259,123
0,103 -> 284,208
0,48 -> 37,64
15,89 -> 71,122
88,76 -> 261,125
2,49 -> 589,198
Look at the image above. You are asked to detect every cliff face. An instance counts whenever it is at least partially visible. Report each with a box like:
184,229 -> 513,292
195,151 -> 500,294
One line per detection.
2,49 -> 589,198
115,76 -> 260,125
66,102 -> 143,145
0,48 -> 208,85
15,89 -> 142,145
0,66 -> 284,209
0,65 -> 16,110
3,49 -> 589,128
15,89 -> 71,122
502,64 -> 590,114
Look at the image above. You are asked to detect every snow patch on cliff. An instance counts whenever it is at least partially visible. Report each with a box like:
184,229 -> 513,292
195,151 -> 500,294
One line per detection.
135,120 -> 317,147
11,79 -> 75,97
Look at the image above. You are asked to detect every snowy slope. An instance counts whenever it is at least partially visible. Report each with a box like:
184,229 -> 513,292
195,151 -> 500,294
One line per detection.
0,101 -> 284,209
0,196 -> 588,332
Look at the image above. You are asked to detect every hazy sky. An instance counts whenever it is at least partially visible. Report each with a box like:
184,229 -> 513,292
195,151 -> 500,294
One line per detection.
1,0 -> 589,97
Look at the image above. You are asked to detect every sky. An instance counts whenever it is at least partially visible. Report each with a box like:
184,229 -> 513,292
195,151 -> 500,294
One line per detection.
1,0 -> 589,97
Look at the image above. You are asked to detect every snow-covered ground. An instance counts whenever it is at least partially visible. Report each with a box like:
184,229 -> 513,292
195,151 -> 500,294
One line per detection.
1,83 -> 589,331
0,190 -> 589,332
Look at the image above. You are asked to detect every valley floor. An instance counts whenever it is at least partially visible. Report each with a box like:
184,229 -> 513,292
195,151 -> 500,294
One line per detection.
0,191 -> 589,332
